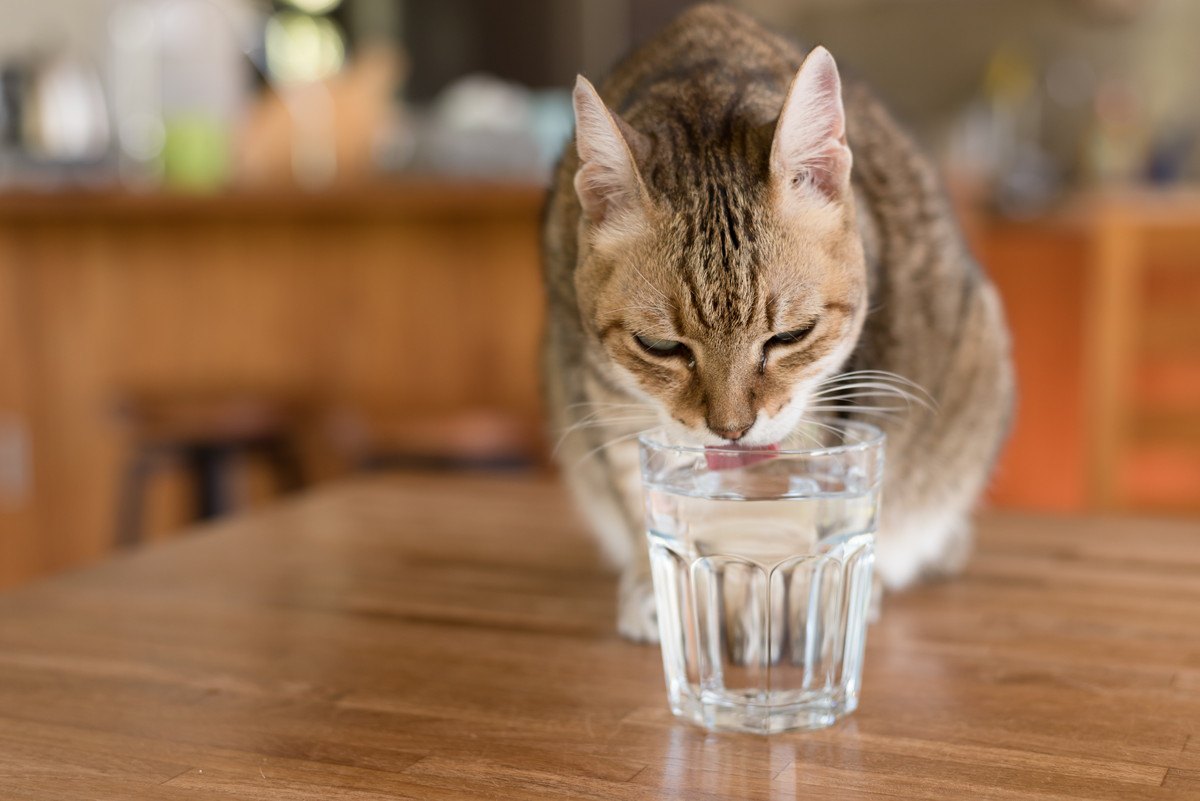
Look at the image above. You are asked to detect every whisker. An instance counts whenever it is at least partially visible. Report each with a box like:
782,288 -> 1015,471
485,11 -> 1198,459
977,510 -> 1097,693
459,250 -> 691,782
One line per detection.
570,429 -> 648,469
805,392 -> 912,406
825,368 -> 927,386
816,370 -> 937,407
567,406 -> 655,425
558,415 -> 658,431
628,325 -> 680,340
790,418 -> 841,447
808,387 -> 912,397
805,406 -> 906,416
553,415 -> 658,454
557,413 -> 658,430
564,401 -> 652,412
805,394 -> 913,406
604,305 -> 675,316
817,370 -> 920,385
815,370 -> 925,394
811,379 -> 926,399
808,382 -> 933,410
790,428 -> 826,448
801,407 -> 902,412
630,264 -> 676,310
798,417 -> 844,435
805,407 -> 908,424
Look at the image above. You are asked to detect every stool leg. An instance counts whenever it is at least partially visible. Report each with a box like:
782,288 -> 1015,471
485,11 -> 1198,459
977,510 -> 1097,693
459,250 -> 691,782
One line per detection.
263,439 -> 305,495
115,450 -> 155,548
188,446 -> 234,521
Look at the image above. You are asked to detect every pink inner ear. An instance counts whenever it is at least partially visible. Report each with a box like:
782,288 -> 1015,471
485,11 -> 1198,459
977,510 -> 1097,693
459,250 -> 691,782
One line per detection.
792,142 -> 850,200
574,162 -> 616,222
572,76 -> 647,225
773,47 -> 851,201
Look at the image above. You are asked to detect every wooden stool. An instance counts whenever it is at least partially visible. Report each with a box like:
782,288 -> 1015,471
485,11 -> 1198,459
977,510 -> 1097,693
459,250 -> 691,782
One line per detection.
327,406 -> 543,471
115,392 -> 307,546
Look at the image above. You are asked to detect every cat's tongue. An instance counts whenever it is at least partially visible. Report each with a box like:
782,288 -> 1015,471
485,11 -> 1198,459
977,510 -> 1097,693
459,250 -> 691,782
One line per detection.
705,442 -> 779,471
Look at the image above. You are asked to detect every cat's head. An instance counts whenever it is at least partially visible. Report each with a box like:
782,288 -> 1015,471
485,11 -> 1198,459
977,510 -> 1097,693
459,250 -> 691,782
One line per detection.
571,47 -> 867,446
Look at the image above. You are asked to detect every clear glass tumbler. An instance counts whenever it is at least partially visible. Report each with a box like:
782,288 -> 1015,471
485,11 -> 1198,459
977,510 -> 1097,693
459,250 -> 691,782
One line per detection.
639,421 -> 884,734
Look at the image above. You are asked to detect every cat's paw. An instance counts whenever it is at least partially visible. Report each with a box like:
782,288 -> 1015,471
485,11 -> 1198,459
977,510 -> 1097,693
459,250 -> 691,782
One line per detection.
868,573 -> 884,624
617,573 -> 659,643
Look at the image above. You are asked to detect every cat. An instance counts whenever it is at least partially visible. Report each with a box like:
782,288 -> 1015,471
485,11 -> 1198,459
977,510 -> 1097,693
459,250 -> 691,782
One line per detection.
542,4 -> 1014,641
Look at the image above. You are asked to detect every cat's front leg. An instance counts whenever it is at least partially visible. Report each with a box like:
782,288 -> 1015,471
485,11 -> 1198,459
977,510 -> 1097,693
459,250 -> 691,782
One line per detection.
609,435 -> 661,643
869,573 -> 883,623
617,564 -> 659,642
554,386 -> 662,642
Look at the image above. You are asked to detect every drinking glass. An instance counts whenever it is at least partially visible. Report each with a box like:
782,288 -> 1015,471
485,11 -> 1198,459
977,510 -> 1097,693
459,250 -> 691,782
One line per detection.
639,421 -> 884,734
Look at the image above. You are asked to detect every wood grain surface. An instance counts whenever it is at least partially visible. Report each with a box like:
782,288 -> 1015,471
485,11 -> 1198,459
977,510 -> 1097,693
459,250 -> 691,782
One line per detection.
0,473 -> 1197,800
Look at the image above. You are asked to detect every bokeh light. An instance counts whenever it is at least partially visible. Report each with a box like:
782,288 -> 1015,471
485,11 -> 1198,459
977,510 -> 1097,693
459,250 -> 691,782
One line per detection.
264,11 -> 346,83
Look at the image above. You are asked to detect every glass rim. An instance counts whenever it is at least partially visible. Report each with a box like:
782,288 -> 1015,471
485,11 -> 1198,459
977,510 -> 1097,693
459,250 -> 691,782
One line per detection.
638,419 -> 885,458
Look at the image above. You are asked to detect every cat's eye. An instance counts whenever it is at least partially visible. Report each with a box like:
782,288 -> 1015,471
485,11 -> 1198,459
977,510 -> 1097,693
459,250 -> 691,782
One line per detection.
635,334 -> 683,355
770,323 -> 816,346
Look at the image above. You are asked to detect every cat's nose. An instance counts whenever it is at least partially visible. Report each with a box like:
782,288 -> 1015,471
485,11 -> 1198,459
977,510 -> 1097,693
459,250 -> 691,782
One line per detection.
708,422 -> 751,442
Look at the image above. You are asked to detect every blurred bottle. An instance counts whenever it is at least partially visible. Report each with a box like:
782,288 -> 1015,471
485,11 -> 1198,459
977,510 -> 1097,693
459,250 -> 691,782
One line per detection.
405,75 -> 572,183
0,52 -> 111,188
991,46 -> 1061,215
237,0 -> 415,188
110,0 -> 252,192
24,54 -> 110,163
1084,76 -> 1148,188
0,63 -> 30,156
109,2 -> 163,187
947,44 -> 1063,217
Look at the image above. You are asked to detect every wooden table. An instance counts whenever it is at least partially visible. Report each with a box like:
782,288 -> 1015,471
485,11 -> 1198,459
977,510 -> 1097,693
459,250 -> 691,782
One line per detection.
0,474 -> 1197,800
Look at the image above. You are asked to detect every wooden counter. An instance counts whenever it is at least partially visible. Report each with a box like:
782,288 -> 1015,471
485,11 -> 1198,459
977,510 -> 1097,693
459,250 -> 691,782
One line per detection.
0,181 -> 546,222
0,473 -> 1196,799
970,190 -> 1200,514
0,182 -> 548,588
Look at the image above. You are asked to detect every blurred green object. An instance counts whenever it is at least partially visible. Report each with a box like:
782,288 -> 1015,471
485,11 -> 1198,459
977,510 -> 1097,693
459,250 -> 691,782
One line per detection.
162,116 -> 230,192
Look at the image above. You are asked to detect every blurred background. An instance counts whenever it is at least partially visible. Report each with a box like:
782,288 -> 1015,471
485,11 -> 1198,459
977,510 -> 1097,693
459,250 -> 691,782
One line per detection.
0,0 -> 1197,588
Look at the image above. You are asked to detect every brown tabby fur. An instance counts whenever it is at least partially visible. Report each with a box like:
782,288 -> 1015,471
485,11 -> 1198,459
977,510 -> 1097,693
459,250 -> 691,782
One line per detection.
542,4 -> 1014,640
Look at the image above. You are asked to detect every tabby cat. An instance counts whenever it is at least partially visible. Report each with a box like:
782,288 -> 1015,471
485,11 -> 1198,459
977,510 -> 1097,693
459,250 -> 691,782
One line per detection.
542,4 -> 1013,641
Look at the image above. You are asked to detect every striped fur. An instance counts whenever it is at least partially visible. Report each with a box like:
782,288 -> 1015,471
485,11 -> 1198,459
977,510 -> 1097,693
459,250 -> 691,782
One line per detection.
543,4 -> 1014,641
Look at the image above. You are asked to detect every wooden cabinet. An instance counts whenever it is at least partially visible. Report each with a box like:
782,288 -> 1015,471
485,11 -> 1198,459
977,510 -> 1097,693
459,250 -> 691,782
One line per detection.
0,183 -> 547,588
974,191 -> 1200,515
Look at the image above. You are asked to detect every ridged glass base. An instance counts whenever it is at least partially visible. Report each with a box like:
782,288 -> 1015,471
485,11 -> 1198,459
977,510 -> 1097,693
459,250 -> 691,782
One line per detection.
669,687 -> 858,734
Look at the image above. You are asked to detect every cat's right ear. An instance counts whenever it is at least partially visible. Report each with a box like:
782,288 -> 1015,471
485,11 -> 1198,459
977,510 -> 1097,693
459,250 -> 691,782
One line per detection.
572,76 -> 649,226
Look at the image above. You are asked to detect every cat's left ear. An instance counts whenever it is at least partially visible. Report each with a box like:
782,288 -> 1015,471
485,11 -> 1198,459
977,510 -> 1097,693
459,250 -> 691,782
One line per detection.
770,47 -> 852,203
572,75 -> 650,226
